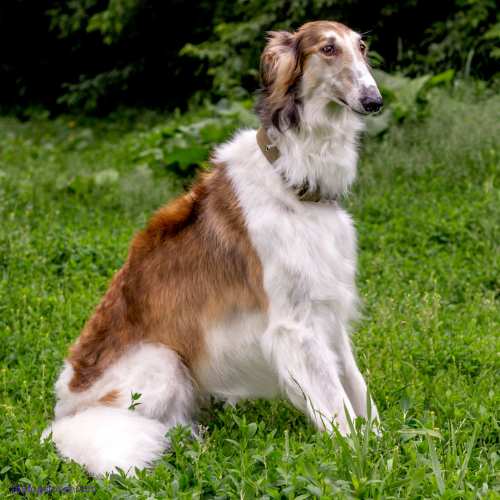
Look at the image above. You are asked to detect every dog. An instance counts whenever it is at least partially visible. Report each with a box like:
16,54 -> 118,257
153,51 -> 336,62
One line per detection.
42,20 -> 383,477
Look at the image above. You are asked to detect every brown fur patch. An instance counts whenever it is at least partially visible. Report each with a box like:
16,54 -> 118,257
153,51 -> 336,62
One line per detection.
67,165 -> 268,392
98,389 -> 120,406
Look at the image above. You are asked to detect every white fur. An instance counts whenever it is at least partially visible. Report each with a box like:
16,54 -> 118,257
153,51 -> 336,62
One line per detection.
43,344 -> 197,476
195,310 -> 279,405
42,408 -> 169,477
43,36 -> 380,476
53,343 -> 196,424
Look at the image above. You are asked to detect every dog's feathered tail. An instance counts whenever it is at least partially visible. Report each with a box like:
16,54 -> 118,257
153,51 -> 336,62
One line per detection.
42,407 -> 169,477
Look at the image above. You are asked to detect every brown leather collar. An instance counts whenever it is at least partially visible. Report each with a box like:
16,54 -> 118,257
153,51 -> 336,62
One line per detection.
256,125 -> 336,203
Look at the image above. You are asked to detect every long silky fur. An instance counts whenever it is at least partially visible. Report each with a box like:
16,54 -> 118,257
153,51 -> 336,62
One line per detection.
255,31 -> 305,132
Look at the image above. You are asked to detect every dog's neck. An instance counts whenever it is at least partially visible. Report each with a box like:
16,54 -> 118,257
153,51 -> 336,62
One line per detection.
265,99 -> 364,200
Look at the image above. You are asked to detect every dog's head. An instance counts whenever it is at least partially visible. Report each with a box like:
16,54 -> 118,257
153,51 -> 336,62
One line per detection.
256,21 -> 383,130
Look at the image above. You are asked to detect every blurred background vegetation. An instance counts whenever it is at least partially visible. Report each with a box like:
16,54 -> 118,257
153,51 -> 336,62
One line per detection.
1,0 -> 500,117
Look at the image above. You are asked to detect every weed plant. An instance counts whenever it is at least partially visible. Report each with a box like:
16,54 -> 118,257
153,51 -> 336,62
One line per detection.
0,87 -> 499,498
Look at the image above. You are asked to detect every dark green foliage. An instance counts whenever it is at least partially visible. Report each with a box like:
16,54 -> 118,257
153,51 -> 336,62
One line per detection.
0,0 -> 217,115
130,99 -> 259,177
2,0 -> 499,115
0,86 -> 499,498
402,0 -> 500,79
366,69 -> 456,135
181,0 -> 500,98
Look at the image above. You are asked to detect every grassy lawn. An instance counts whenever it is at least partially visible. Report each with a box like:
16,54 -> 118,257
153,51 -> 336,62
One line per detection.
0,88 -> 499,498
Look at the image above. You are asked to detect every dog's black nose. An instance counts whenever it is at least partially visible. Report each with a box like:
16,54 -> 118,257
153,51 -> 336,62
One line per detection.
361,88 -> 383,113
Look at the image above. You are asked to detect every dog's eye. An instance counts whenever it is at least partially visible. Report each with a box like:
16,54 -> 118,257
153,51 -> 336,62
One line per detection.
360,43 -> 366,54
322,45 -> 336,56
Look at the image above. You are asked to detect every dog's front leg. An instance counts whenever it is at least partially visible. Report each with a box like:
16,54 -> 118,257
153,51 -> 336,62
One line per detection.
336,328 -> 380,425
262,314 -> 356,435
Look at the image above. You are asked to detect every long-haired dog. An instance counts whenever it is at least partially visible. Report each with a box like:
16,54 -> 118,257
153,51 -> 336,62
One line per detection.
43,20 -> 383,476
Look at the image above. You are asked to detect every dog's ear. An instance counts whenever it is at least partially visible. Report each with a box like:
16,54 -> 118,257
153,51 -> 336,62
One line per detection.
258,30 -> 303,131
260,31 -> 301,99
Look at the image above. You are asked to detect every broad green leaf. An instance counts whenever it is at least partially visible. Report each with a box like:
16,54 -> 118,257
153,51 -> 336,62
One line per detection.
409,466 -> 426,491
395,428 -> 443,439
244,422 -> 257,439
400,394 -> 412,415
366,109 -> 394,136
305,485 -> 323,499
484,23 -> 500,39
428,70 -> 455,86
373,69 -> 409,92
163,142 -> 209,171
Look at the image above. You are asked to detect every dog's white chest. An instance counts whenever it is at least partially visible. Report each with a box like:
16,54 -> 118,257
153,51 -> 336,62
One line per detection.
295,202 -> 357,303
195,201 -> 359,402
248,199 -> 358,326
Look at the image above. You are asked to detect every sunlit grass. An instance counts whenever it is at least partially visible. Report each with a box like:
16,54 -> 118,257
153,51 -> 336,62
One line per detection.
0,87 -> 499,498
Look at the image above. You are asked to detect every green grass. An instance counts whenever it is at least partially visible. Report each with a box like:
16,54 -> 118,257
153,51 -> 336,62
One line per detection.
0,87 -> 499,498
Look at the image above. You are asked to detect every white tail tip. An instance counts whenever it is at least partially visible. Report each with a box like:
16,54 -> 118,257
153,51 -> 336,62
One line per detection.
42,407 -> 168,477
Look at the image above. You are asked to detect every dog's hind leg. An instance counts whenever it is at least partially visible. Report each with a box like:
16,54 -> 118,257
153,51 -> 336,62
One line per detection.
43,343 -> 198,477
